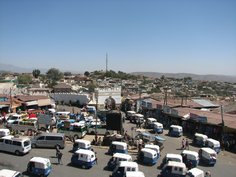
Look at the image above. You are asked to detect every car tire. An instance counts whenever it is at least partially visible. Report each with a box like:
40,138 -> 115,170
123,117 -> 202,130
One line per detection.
32,144 -> 37,148
15,150 -> 20,156
74,135 -> 79,140
40,127 -> 46,131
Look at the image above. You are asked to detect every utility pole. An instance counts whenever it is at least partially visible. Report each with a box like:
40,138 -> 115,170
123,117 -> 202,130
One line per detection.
163,86 -> 168,106
106,53 -> 108,73
10,87 -> 13,113
95,90 -> 98,143
221,105 -> 225,144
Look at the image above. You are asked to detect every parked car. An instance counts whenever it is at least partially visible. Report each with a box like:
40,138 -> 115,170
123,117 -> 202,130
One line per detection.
193,133 -> 208,147
71,149 -> 96,169
0,135 -> 31,155
107,153 -> 132,171
108,141 -> 128,155
0,169 -> 23,177
27,157 -> 52,177
31,133 -> 65,149
110,161 -> 139,177
168,125 -> 183,137
137,148 -> 158,165
160,161 -> 187,177
198,147 -> 217,166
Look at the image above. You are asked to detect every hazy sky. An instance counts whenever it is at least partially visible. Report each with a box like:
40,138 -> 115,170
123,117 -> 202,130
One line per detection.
0,0 -> 236,75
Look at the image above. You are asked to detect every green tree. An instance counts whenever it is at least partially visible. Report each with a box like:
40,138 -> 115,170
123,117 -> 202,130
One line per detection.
32,69 -> 41,78
87,83 -> 96,93
17,74 -> 32,84
46,68 -> 63,87
64,72 -> 72,76
84,71 -> 90,77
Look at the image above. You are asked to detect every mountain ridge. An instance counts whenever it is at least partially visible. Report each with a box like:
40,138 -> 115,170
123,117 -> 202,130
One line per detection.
131,72 -> 236,83
1,63 -> 236,83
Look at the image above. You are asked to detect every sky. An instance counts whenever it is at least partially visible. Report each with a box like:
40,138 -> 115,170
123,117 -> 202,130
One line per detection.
0,0 -> 236,75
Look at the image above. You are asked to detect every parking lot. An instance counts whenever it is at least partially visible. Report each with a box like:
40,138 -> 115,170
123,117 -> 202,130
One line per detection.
1,119 -> 236,177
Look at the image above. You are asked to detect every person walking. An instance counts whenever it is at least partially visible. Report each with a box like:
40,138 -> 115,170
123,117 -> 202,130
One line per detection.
55,144 -> 60,157
186,139 -> 189,150
182,138 -> 186,149
57,151 -> 63,165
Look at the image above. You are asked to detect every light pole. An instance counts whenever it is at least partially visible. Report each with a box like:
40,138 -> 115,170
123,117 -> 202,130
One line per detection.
220,105 -> 225,144
95,90 -> 98,143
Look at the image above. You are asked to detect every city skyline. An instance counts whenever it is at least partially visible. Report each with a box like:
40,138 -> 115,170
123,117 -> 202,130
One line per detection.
0,0 -> 236,76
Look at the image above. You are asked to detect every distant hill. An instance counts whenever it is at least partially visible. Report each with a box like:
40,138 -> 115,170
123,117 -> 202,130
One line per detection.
0,63 -> 32,73
0,63 -> 55,74
0,63 -> 83,74
131,72 -> 236,83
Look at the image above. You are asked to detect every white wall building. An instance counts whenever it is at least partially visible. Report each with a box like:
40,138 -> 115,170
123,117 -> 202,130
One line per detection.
95,87 -> 121,108
49,93 -> 90,105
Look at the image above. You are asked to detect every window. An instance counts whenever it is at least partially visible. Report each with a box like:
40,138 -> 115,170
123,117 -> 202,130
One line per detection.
37,136 -> 45,140
12,121 -> 18,124
0,139 -> 4,143
24,140 -> 30,147
46,136 -> 62,140
127,167 -> 131,171
5,139 -> 12,144
15,173 -> 22,177
12,141 -> 21,146
80,154 -> 83,158
179,168 -> 183,172
131,168 -> 135,171
174,167 -> 178,171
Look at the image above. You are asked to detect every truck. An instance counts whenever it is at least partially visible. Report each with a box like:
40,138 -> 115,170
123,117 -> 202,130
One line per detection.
11,119 -> 38,133
58,122 -> 87,141
37,113 -> 56,131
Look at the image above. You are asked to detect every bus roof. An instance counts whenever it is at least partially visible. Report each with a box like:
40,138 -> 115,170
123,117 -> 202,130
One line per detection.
112,141 -> 127,147
201,147 -> 217,154
113,153 -> 132,159
0,169 -> 21,177
75,149 -> 95,156
206,138 -> 220,144
141,148 -> 157,154
166,161 -> 186,168
182,150 -> 199,157
30,157 -> 50,164
119,161 -> 138,168
166,153 -> 182,159
187,168 -> 204,176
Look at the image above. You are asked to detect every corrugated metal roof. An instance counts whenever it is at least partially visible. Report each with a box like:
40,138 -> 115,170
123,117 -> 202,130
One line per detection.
192,99 -> 219,107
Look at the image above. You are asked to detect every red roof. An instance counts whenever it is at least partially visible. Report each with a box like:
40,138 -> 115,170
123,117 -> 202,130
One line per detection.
175,107 -> 236,129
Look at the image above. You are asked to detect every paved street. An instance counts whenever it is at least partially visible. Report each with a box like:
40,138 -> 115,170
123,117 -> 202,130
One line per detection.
1,120 -> 236,177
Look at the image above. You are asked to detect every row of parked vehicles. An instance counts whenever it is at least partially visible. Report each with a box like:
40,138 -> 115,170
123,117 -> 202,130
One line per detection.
194,133 -> 221,153
0,132 -> 66,155
158,148 -> 216,177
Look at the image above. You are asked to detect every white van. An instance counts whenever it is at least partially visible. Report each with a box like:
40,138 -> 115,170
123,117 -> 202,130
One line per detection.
111,161 -> 139,177
0,169 -> 23,177
126,171 -> 145,177
31,133 -> 65,149
186,168 -> 204,177
0,135 -> 31,155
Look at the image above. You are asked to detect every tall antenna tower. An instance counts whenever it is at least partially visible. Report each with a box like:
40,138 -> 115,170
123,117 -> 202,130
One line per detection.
106,53 -> 108,73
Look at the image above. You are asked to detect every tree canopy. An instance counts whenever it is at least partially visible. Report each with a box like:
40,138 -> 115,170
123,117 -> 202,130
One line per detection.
32,69 -> 41,78
84,71 -> 90,77
17,74 -> 32,85
46,68 -> 63,87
